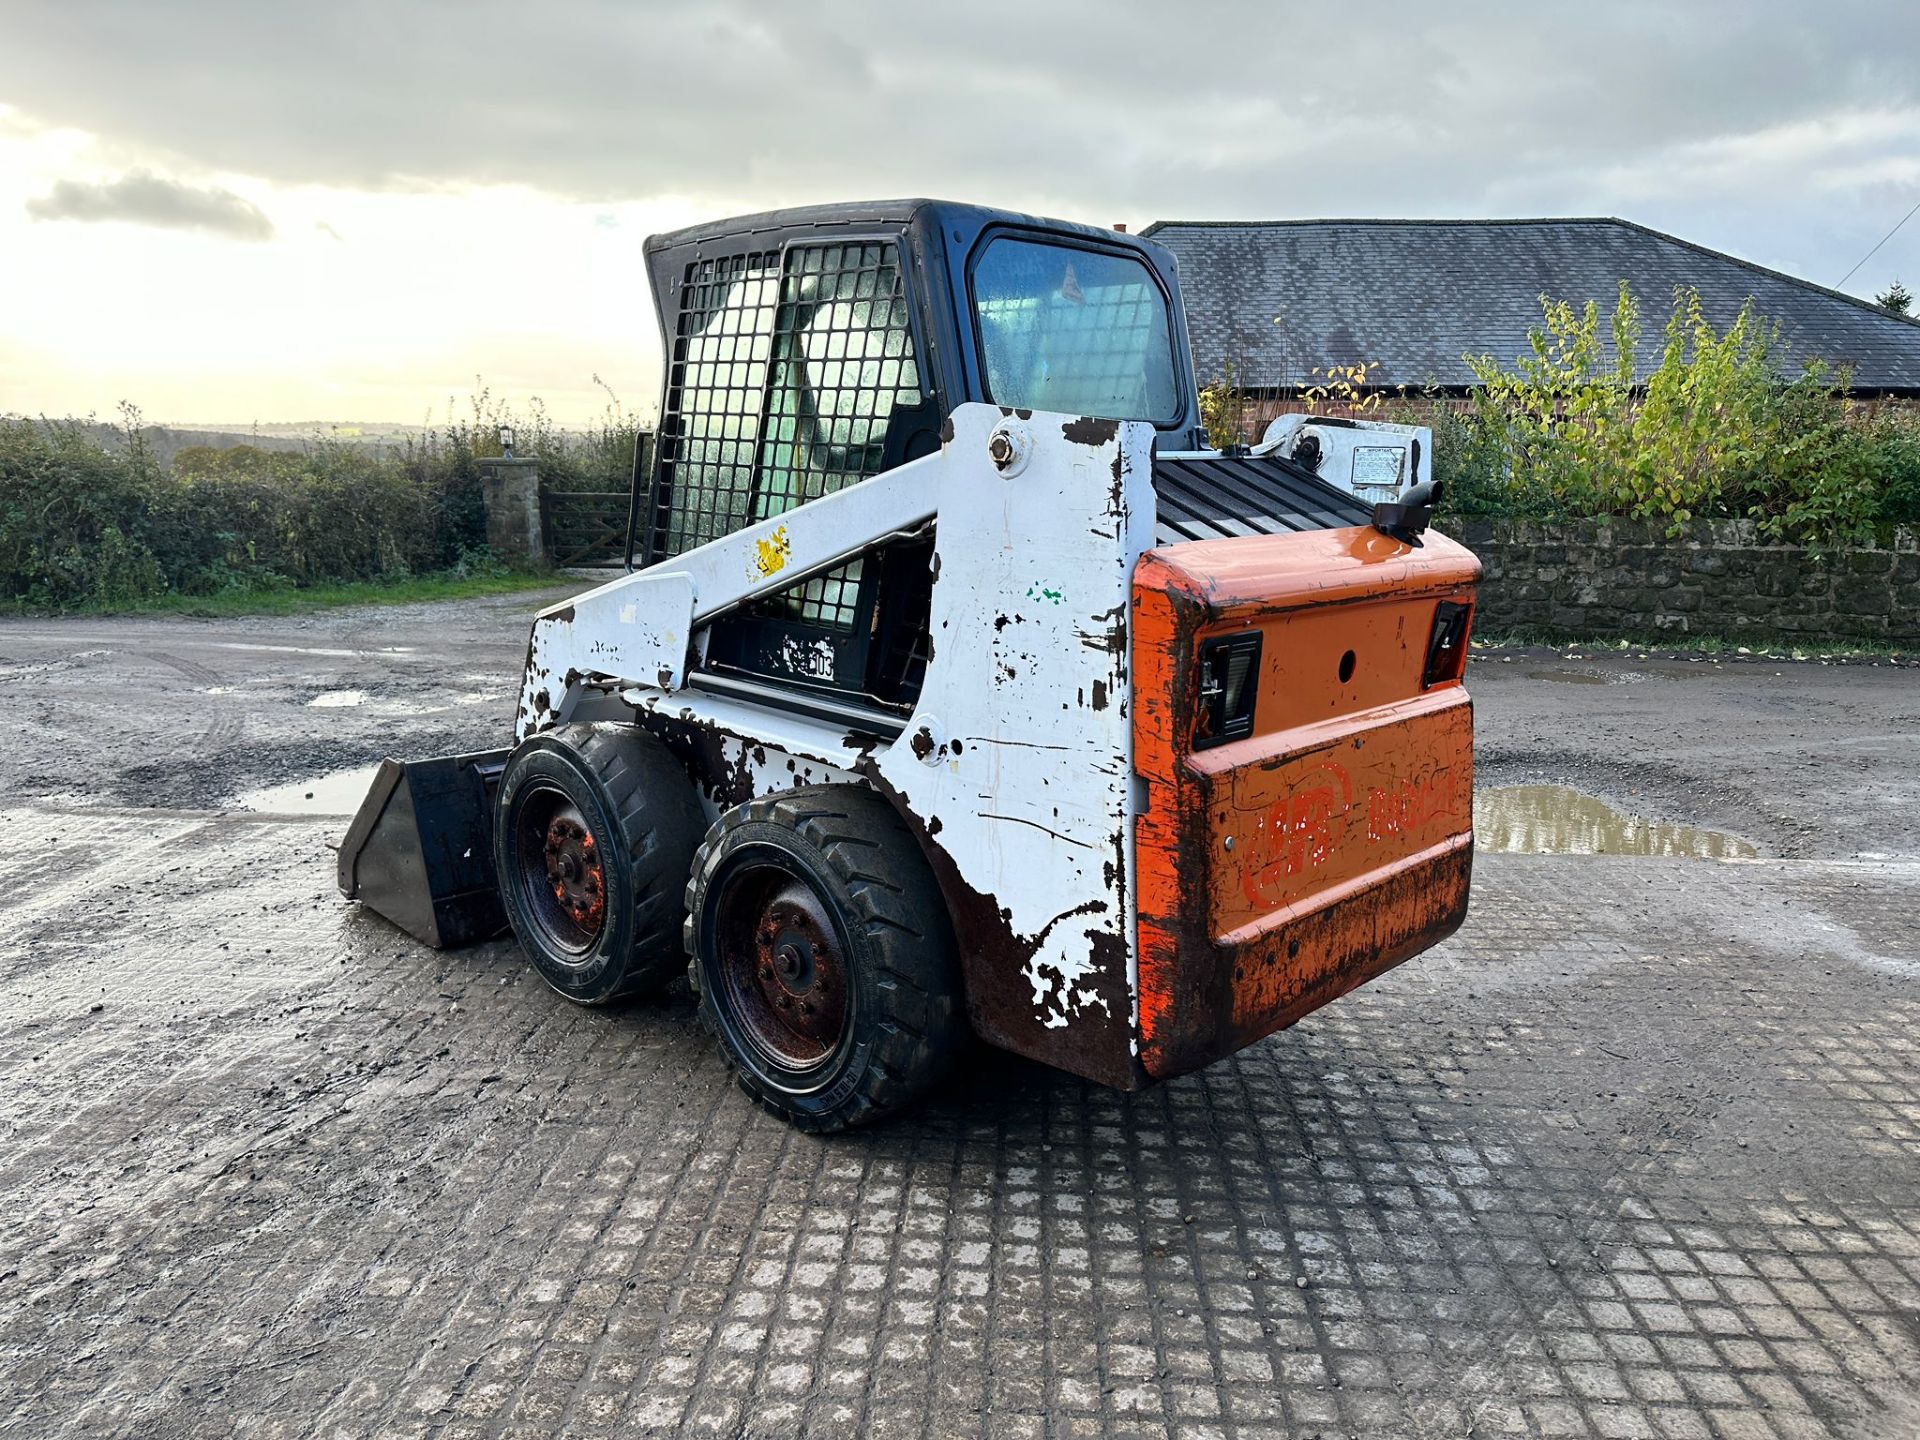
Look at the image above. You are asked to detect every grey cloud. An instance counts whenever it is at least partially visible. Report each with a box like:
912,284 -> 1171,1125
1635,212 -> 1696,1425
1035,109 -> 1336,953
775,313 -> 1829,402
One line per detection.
0,2 -> 1910,206
2,2 -> 1918,288
26,169 -> 274,241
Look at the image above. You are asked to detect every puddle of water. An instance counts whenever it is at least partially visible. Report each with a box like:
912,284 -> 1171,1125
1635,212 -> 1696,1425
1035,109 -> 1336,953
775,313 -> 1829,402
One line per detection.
1475,785 -> 1758,859
1525,669 -> 1609,686
210,643 -> 419,659
307,690 -> 368,708
237,765 -> 381,815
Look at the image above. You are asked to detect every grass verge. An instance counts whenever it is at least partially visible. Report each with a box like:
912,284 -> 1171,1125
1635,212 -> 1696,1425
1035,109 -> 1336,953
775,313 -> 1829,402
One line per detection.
0,569 -> 568,620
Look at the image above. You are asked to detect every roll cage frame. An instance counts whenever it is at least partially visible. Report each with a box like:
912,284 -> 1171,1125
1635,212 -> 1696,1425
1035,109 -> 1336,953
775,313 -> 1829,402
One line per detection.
622,200 -> 1206,713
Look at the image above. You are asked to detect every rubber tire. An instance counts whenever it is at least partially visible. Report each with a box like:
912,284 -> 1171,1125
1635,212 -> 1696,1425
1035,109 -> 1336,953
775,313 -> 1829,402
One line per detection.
686,785 -> 962,1132
495,723 -> 706,1004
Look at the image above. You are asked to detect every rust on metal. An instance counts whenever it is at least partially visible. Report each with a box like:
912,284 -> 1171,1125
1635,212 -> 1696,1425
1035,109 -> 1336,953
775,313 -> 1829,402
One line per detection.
1131,523 -> 1481,1080
854,758 -> 1141,1089
716,868 -> 849,1066
541,811 -> 606,936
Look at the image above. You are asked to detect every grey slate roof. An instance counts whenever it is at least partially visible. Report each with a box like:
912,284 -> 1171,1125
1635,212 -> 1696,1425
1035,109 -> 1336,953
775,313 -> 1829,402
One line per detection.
1139,218 -> 1920,395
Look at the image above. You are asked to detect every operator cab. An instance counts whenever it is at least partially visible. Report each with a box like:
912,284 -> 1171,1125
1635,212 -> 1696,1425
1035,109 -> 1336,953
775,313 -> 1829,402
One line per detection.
630,200 -> 1206,714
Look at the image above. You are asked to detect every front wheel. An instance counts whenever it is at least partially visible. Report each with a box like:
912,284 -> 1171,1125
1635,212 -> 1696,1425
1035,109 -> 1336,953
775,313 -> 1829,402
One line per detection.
494,724 -> 705,1004
686,786 -> 962,1132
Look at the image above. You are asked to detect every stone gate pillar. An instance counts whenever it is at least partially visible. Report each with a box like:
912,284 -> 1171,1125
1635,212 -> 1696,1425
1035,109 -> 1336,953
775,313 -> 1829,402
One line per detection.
476,457 -> 545,566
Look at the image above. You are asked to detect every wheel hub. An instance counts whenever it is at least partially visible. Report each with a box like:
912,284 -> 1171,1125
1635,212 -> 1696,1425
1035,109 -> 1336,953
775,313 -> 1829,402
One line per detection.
541,814 -> 605,936
513,787 -> 609,956
716,871 -> 849,1067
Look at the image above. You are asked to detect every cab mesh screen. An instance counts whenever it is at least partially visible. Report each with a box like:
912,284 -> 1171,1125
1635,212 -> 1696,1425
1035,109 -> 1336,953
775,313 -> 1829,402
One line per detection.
653,251 -> 778,557
651,241 -> 921,630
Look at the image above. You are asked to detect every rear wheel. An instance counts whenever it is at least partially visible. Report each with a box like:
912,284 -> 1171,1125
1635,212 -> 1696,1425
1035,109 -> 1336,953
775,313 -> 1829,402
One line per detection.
686,786 -> 961,1132
495,724 -> 705,1004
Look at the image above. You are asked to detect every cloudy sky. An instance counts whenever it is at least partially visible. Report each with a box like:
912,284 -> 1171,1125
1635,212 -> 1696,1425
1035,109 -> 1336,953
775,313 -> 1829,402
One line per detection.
2,1 -> 1918,425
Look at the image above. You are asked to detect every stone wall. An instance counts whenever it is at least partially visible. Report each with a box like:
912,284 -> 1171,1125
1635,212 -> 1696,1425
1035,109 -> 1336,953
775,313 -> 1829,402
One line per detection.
1456,517 -> 1920,646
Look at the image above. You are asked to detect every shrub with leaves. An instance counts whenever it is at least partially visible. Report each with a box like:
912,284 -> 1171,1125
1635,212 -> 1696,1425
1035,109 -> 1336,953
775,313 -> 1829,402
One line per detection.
1198,356 -> 1250,449
1,384 -> 649,610
1303,361 -> 1386,416
1449,282 -> 1920,546
0,411 -> 168,607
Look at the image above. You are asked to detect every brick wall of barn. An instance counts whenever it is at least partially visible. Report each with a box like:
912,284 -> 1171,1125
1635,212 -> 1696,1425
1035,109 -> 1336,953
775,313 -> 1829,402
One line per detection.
1223,392 -> 1920,441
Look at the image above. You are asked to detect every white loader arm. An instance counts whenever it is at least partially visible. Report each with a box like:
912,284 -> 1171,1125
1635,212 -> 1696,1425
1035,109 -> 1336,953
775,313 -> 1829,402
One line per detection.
516,440 -> 944,736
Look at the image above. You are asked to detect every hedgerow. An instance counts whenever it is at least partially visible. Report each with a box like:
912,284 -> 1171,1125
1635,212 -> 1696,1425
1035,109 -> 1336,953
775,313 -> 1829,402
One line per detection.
0,392 -> 644,609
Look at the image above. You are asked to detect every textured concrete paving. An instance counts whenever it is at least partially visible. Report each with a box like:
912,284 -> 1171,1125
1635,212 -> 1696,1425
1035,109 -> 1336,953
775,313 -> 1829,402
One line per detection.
0,605 -> 1916,1439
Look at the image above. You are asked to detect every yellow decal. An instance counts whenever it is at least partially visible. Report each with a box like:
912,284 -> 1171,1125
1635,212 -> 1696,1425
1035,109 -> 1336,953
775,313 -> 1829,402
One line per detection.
753,525 -> 791,580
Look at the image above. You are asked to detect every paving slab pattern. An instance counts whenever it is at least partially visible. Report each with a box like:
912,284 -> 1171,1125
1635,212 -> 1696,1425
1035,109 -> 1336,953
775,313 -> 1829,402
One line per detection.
2,809 -> 1916,1439
1,603 -> 1916,1438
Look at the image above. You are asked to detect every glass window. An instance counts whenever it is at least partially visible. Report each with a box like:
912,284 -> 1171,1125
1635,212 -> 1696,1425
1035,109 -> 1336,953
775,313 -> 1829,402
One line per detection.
971,238 -> 1179,424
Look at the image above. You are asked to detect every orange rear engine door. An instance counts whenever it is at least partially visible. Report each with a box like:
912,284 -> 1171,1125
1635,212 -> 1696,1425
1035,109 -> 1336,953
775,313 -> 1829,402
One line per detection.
1132,524 -> 1480,1079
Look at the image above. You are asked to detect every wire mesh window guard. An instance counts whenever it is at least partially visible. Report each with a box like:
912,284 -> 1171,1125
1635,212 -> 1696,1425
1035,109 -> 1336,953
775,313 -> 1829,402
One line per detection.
651,241 -> 922,631
654,251 -> 780,557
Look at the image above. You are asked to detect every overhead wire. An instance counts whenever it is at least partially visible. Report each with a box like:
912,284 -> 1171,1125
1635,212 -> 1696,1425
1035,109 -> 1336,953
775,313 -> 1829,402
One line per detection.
1835,196 -> 1920,290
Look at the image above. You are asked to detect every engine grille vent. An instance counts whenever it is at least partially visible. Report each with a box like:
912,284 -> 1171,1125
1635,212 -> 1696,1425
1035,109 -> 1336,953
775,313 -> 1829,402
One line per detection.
1152,454 -> 1373,545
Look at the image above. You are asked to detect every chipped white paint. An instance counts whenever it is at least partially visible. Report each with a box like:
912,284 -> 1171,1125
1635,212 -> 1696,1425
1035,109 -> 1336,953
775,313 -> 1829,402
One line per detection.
870,406 -> 1155,1027
615,687 -> 861,820
514,402 -> 1157,1035
517,452 -> 944,733
775,635 -> 837,682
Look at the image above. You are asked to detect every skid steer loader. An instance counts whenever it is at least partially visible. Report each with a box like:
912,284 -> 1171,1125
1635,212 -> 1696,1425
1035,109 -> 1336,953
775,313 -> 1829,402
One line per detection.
338,199 -> 1480,1131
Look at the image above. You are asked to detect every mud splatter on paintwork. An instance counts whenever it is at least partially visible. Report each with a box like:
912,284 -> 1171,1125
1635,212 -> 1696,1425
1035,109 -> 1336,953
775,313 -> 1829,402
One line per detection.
1130,526 -> 1481,1079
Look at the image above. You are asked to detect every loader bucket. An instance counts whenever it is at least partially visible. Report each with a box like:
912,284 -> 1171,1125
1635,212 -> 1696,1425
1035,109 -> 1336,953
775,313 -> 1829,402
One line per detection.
336,749 -> 511,948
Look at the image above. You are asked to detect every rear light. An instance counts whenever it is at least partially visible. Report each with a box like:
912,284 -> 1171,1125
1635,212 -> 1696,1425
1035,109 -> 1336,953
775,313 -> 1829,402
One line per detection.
1423,601 -> 1472,688
1194,632 -> 1262,749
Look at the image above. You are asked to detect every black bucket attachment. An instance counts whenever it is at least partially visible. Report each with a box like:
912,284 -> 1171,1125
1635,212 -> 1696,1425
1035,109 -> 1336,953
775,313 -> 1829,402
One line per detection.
337,749 -> 511,948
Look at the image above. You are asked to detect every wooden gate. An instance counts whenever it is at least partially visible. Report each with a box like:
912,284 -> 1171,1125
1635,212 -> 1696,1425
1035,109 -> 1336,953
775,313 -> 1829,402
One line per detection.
541,432 -> 651,568
542,488 -> 630,567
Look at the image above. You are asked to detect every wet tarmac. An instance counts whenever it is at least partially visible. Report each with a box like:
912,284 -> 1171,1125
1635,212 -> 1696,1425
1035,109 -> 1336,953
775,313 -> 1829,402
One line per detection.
237,764 -> 382,816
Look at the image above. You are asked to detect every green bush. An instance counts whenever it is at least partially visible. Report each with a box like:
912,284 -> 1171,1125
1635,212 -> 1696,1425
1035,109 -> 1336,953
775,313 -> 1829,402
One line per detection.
0,415 -> 166,607
1422,283 -> 1920,547
1,389 -> 647,610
